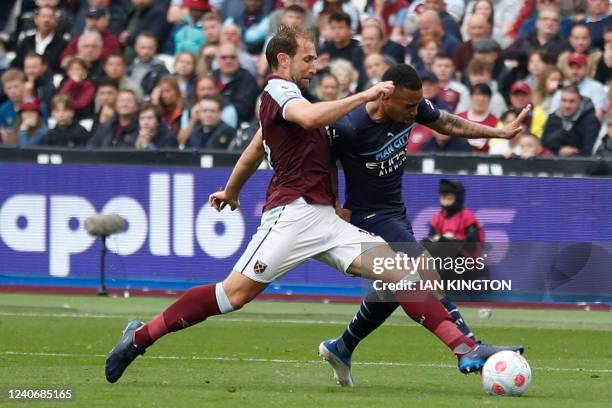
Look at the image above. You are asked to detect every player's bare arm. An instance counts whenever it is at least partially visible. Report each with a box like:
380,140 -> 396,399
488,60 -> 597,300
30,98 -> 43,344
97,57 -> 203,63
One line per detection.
209,128 -> 265,211
428,105 -> 531,140
284,81 -> 395,130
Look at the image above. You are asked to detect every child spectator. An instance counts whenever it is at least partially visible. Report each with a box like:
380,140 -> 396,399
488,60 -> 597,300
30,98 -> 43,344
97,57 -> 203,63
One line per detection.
94,77 -> 119,131
11,96 -> 47,146
457,83 -> 499,153
135,103 -> 178,150
152,75 -> 187,136
0,69 -> 27,142
426,179 -> 485,265
59,56 -> 96,120
174,52 -> 197,101
188,95 -> 236,150
516,133 -> 549,159
45,94 -> 90,147
315,72 -> 341,102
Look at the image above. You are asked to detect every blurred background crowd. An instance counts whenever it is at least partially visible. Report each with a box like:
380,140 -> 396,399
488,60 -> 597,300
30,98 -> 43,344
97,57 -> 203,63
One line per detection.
0,0 -> 609,158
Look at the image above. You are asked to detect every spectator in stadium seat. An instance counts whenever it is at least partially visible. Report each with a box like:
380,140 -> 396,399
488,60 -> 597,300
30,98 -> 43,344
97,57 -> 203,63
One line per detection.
193,75 -> 238,128
432,53 -> 470,113
68,30 -> 106,81
364,0 -> 409,38
257,4 -> 307,82
319,12 -> 364,72
18,0 -> 73,42
360,20 -> 406,65
61,7 -> 121,64
549,53 -> 608,119
503,7 -> 571,66
209,24 -> 258,77
314,72 -> 340,102
0,69 -> 28,142
202,12 -> 222,47
422,130 -> 473,153
516,0 -> 573,39
23,52 -> 56,106
423,0 -> 462,38
542,85 -> 600,156
12,6 -> 68,74
220,0 -> 275,24
557,23 -> 602,80
413,34 -> 440,74
45,94 -> 90,147
329,59 -> 358,98
92,76 -> 119,131
532,65 -> 563,113
268,0 -> 317,35
212,43 -> 259,123
134,103 -> 179,150
59,56 -> 96,120
103,53 -> 142,99
464,58 -> 507,117
594,112 -> 612,158
594,27 -> 612,87
516,133 -> 549,159
233,0 -> 269,55
152,75 -> 187,136
71,0 -> 130,38
188,95 -> 236,149
507,80 -> 546,138
453,13 -> 492,73
127,32 -> 169,96
312,0 -> 360,33
470,38 -> 508,86
173,0 -> 210,55
457,83 -> 499,153
420,70 -> 452,112
407,10 -> 460,67
121,0 -> 171,64
10,95 -> 48,146
174,52 -> 197,101
522,49 -> 550,91
362,53 -> 390,90
88,89 -> 140,147
580,0 -> 611,49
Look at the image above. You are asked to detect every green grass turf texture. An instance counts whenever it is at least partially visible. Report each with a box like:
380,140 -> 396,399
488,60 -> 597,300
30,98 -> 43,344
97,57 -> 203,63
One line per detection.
0,293 -> 610,407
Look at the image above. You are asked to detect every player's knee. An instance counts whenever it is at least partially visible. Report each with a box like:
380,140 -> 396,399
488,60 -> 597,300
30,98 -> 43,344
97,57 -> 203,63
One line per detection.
227,291 -> 252,310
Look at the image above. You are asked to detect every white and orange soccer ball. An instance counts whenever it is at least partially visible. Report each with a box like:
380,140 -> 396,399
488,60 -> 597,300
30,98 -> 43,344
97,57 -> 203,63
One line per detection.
481,350 -> 532,396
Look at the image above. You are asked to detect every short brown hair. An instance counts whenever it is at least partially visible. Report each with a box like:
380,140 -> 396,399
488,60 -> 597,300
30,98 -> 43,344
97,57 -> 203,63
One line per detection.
467,58 -> 493,75
200,95 -> 222,110
265,24 -> 314,71
1,69 -> 26,84
50,94 -> 74,111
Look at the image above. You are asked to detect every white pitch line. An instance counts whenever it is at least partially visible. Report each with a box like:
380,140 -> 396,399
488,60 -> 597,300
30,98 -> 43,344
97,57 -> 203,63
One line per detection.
0,311 -> 388,326
1,351 -> 610,374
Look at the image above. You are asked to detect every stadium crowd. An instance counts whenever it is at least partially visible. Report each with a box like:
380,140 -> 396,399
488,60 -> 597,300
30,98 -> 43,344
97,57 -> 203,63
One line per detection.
0,0 -> 609,157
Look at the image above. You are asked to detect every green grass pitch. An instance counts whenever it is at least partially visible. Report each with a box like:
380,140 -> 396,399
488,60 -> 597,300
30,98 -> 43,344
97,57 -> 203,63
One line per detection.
0,293 -> 610,407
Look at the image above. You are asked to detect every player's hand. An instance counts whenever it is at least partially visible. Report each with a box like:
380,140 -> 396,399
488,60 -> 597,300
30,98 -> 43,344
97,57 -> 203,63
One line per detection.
362,81 -> 395,102
558,145 -> 580,156
498,104 -> 531,139
335,206 -> 352,222
209,190 -> 240,211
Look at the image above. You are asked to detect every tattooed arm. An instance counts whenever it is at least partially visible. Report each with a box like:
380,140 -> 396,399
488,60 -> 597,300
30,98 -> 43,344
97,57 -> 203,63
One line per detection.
427,106 -> 531,140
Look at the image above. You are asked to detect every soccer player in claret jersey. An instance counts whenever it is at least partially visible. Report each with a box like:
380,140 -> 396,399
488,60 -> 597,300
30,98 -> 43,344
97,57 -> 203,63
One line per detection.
105,26 -> 522,385
319,63 -> 529,386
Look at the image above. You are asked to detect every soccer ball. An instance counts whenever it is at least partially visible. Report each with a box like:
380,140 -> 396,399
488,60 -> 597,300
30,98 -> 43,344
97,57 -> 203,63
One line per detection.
481,351 -> 531,396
